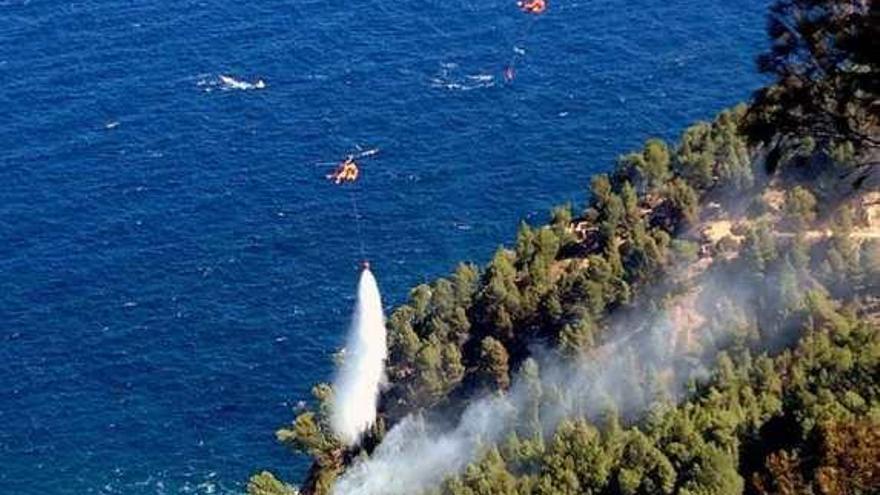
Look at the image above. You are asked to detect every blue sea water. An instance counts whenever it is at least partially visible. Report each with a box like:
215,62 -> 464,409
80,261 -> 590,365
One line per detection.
1,0 -> 770,493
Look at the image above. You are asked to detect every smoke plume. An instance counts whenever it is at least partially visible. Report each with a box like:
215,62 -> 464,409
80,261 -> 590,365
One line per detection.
333,264 -> 774,495
334,396 -> 517,495
331,268 -> 387,446
332,313 -> 679,495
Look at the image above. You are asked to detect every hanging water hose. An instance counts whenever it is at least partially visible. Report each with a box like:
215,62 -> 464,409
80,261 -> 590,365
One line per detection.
325,148 -> 379,268
505,0 -> 547,82
348,185 -> 367,262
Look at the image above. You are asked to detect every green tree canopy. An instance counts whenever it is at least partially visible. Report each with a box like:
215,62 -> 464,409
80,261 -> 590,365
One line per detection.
746,0 -> 879,149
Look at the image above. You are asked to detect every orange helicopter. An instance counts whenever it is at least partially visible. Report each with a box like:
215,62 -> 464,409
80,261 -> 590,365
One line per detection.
326,156 -> 360,184
324,148 -> 378,185
518,0 -> 546,15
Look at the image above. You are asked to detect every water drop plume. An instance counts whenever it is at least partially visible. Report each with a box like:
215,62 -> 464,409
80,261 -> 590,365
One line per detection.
331,268 -> 387,446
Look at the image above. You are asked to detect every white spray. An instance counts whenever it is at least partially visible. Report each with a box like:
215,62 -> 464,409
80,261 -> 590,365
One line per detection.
331,268 -> 387,447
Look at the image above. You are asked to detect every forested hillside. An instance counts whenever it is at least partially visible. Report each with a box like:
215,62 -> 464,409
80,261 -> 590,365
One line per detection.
248,2 -> 879,494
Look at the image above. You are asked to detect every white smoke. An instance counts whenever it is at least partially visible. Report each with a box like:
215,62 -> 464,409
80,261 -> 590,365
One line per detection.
334,396 -> 517,495
332,313 -> 681,495
331,269 -> 388,446
332,274 -> 743,495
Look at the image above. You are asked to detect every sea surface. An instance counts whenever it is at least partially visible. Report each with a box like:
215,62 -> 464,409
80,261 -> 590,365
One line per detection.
1,1 -> 769,493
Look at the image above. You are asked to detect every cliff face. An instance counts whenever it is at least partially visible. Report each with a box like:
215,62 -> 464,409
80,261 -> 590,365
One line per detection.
264,100 -> 879,495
